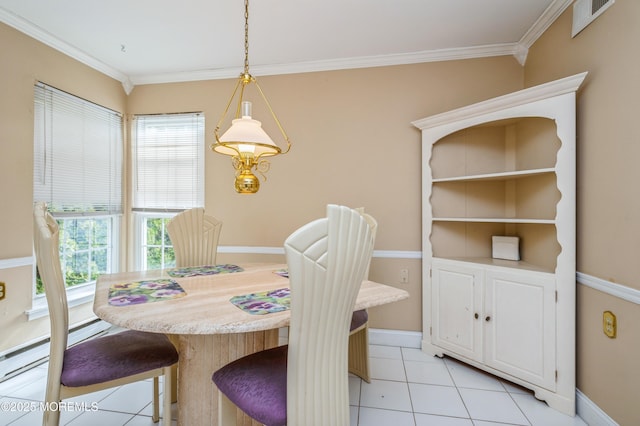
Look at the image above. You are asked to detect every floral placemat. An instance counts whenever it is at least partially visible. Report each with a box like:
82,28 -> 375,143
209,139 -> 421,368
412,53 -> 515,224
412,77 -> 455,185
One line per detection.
167,264 -> 244,278
273,268 -> 288,278
108,279 -> 187,306
230,288 -> 291,315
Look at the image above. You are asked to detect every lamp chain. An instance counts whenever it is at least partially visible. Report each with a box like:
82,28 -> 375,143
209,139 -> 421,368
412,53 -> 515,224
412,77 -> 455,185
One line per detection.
243,0 -> 250,76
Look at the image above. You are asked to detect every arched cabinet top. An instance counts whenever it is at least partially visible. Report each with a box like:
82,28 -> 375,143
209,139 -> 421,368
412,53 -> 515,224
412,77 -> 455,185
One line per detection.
412,72 -> 587,143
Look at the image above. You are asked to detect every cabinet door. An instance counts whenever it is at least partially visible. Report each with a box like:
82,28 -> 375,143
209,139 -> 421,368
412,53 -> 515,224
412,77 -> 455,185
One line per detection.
431,261 -> 483,361
484,270 -> 556,390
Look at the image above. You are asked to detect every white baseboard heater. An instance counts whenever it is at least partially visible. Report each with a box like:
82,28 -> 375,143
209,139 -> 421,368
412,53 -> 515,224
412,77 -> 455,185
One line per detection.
0,319 -> 111,381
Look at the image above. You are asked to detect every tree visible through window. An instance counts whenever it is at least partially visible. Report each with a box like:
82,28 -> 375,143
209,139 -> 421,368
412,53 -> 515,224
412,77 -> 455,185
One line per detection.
36,217 -> 112,294
141,217 -> 175,270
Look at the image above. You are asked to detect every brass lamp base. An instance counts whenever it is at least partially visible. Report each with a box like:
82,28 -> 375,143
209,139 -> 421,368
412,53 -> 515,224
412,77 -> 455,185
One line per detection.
235,170 -> 260,194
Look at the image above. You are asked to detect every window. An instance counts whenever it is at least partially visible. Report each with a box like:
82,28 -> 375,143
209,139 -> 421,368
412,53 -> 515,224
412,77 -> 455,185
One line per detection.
132,113 -> 205,270
135,213 -> 175,271
33,83 -> 123,296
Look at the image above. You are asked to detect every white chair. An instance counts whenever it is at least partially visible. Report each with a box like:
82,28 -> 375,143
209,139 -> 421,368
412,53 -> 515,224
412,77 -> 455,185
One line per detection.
212,204 -> 375,426
348,209 -> 377,383
33,202 -> 178,426
165,207 -> 223,401
167,207 -> 223,267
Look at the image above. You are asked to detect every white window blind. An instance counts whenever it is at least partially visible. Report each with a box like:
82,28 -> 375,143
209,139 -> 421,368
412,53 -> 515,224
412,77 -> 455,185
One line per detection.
132,113 -> 204,211
33,83 -> 123,215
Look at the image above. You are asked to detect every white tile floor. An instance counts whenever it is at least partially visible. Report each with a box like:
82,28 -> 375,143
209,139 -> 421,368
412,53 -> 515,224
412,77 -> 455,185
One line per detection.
0,343 -> 588,426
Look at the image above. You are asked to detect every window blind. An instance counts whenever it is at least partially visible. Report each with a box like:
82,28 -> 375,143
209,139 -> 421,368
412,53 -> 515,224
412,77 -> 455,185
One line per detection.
33,83 -> 123,215
132,113 -> 204,211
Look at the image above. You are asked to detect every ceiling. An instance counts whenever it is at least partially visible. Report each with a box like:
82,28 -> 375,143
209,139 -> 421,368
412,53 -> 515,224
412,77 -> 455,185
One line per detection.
0,0 -> 573,91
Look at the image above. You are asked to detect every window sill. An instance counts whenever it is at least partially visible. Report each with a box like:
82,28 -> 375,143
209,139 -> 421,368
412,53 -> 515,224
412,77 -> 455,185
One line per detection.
25,283 -> 96,321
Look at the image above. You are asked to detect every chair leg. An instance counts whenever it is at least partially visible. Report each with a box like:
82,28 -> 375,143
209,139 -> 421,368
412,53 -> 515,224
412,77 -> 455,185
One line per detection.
42,380 -> 61,426
218,391 -> 237,426
152,377 -> 160,423
348,323 -> 371,383
42,403 -> 60,426
162,366 -> 173,426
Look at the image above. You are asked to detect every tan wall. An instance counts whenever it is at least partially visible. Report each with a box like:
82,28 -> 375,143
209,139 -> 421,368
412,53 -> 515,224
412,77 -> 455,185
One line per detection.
0,22 -> 126,352
2,4 -> 637,422
525,3 -> 640,425
127,60 -> 524,332
1,18 -> 525,354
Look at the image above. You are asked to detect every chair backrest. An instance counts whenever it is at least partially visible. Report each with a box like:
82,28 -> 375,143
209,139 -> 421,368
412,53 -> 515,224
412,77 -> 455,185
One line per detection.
33,202 -> 69,386
355,207 -> 377,278
284,204 -> 376,425
167,208 -> 223,267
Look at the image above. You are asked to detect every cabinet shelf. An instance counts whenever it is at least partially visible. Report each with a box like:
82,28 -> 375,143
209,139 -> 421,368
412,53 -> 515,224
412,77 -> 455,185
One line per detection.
433,217 -> 555,224
432,168 -> 556,183
434,256 -> 554,274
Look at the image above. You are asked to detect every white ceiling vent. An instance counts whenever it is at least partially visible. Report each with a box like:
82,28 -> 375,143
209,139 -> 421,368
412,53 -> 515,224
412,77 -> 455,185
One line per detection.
572,0 -> 615,37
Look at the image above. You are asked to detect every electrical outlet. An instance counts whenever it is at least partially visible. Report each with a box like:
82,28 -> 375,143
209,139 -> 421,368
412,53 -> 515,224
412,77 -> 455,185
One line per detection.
603,310 -> 616,338
400,269 -> 409,284
0,282 -> 5,300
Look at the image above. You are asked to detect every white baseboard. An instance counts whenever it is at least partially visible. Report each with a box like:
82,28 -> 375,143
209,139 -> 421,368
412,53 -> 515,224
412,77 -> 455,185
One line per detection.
576,389 -> 619,426
368,328 -> 422,348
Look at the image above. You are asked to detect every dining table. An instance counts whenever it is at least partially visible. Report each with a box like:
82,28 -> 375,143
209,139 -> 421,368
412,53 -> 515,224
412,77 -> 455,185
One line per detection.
93,263 -> 409,425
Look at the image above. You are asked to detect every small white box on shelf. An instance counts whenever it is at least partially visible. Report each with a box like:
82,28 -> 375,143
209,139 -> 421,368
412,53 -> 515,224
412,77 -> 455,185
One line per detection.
492,236 -> 520,261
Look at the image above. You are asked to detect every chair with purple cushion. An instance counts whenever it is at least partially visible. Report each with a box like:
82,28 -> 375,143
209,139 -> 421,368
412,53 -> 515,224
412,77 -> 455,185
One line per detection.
348,208 -> 377,383
349,308 -> 370,381
34,202 -> 178,426
212,204 -> 376,426
166,207 -> 223,401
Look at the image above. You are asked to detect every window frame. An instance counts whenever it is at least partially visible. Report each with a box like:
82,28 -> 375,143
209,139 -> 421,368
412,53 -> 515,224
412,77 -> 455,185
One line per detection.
31,82 -> 123,315
131,112 -> 205,271
132,211 -> 176,271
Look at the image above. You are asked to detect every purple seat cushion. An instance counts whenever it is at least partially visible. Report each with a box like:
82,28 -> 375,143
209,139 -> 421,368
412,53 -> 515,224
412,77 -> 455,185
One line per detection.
61,330 -> 178,387
350,309 -> 368,331
212,344 -> 288,426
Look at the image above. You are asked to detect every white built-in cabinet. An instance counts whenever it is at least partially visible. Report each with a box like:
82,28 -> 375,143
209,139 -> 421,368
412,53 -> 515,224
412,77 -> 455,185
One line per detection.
412,72 -> 587,416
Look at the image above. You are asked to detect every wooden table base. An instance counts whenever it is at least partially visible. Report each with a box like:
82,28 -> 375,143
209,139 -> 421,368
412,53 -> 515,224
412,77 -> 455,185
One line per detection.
177,329 -> 279,426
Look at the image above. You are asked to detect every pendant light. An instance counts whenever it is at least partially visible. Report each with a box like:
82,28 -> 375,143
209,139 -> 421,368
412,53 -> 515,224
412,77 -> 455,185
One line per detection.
211,0 -> 292,194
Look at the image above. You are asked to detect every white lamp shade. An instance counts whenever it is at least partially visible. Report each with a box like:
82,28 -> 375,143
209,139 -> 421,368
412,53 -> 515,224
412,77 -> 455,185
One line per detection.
215,117 -> 280,157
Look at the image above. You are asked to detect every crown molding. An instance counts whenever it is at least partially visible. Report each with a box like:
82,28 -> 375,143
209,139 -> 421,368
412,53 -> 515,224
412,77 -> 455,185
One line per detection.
130,43 -> 521,86
3,0 -> 572,92
512,0 -> 574,66
0,7 -> 129,85
519,0 -> 574,51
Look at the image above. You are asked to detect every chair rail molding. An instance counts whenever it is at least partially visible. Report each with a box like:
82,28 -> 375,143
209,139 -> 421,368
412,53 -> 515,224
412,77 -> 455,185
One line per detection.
218,246 -> 422,259
0,256 -> 33,269
576,272 -> 640,305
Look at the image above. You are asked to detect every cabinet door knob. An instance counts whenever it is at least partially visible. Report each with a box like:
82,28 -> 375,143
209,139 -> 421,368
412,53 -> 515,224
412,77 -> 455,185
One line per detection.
485,316 -> 491,322
474,313 -> 479,319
